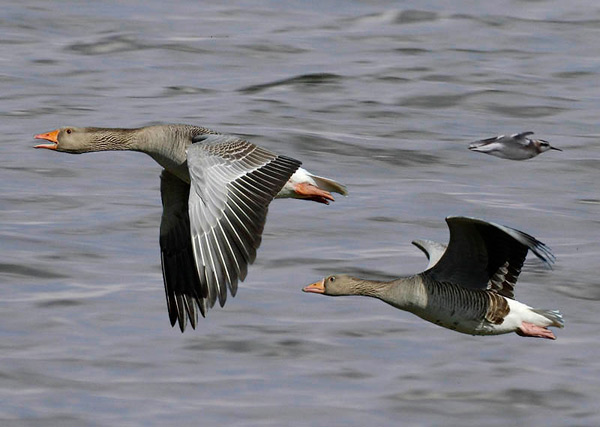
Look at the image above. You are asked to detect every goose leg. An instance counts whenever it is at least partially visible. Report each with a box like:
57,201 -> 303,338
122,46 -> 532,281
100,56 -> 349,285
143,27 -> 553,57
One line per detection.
516,322 -> 556,340
293,182 -> 334,204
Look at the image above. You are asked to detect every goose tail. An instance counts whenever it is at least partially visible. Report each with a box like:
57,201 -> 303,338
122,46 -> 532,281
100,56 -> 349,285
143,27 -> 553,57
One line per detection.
308,173 -> 348,196
532,308 -> 564,328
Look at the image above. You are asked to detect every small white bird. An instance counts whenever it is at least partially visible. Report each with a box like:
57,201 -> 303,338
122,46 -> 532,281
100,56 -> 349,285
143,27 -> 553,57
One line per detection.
469,131 -> 562,160
304,217 -> 564,339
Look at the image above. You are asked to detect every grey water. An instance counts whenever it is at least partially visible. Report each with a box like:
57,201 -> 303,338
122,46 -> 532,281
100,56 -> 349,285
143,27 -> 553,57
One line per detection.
1,1 -> 599,425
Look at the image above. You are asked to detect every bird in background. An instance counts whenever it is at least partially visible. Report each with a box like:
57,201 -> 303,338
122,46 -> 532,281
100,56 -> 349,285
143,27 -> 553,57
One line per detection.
468,131 -> 562,160
304,216 -> 564,339
34,124 -> 347,331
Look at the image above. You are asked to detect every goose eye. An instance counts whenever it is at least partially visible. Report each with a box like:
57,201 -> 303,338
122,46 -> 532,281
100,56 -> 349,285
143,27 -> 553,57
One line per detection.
329,276 -> 336,282
66,129 -> 72,134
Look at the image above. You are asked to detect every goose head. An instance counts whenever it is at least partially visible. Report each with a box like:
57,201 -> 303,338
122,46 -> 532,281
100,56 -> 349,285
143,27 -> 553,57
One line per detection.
303,274 -> 363,296
34,127 -> 136,153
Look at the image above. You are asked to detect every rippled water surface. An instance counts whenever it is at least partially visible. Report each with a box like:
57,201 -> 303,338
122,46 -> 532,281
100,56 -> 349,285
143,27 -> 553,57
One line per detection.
2,1 -> 600,425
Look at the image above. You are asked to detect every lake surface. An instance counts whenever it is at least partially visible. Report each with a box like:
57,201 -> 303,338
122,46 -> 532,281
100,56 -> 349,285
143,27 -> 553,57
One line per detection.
1,1 -> 600,425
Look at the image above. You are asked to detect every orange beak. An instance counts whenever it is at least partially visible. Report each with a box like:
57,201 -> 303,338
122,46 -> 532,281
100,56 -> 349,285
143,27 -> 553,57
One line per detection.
302,279 -> 325,294
34,129 -> 59,150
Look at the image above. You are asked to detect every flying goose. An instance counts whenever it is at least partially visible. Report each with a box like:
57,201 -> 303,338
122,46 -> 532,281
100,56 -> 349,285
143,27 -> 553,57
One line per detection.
34,124 -> 347,331
304,217 -> 564,339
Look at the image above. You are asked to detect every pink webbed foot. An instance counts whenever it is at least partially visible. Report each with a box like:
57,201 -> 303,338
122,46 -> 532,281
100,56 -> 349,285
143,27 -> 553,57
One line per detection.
293,182 -> 335,205
516,322 -> 556,340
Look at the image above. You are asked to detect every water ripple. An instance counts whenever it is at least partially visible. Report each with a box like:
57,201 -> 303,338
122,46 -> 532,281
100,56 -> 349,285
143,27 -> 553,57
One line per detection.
239,73 -> 342,94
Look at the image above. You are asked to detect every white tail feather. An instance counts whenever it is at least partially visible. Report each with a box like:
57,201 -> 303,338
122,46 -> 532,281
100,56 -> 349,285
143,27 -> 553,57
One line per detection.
532,309 -> 564,328
308,173 -> 348,196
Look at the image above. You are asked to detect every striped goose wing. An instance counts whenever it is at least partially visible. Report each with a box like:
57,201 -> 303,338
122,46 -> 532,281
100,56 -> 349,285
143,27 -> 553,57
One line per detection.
186,134 -> 301,316
421,216 -> 555,299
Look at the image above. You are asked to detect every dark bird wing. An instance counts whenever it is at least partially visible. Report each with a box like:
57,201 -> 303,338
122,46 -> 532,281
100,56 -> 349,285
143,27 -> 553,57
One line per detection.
512,131 -> 535,144
468,134 -> 504,149
411,239 -> 447,270
160,134 -> 301,331
421,216 -> 555,299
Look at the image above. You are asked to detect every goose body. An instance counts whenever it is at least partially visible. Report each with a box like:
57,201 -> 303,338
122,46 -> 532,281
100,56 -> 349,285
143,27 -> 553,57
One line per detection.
34,124 -> 347,331
304,217 -> 564,339
468,131 -> 561,160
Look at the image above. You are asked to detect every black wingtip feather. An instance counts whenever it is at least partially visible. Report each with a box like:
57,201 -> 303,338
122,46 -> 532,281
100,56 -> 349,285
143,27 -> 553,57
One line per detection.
435,216 -> 556,296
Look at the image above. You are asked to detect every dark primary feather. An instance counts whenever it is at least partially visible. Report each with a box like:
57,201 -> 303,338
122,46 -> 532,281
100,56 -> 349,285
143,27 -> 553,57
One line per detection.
422,216 -> 554,299
478,135 -> 502,144
159,170 -> 204,331
160,134 -> 301,331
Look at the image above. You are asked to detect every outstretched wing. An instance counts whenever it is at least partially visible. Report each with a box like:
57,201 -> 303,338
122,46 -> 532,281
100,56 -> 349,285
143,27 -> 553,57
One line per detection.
187,135 -> 300,320
512,131 -> 534,143
159,134 -> 301,331
420,216 -> 555,299
468,134 -> 505,151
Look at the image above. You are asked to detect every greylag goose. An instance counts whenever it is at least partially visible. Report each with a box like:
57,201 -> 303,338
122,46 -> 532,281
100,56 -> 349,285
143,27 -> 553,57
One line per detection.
34,124 -> 347,331
468,131 -> 561,160
304,216 -> 564,339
